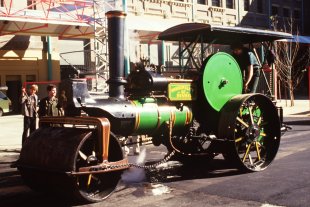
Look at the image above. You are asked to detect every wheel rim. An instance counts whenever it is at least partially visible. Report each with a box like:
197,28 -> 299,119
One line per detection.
74,133 -> 123,203
18,128 -> 124,203
219,94 -> 281,172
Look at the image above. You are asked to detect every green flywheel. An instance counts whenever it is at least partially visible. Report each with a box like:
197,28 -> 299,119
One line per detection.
202,52 -> 243,112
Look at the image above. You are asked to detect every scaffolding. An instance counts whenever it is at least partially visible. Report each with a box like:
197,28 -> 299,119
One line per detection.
0,0 -> 116,91
92,0 -> 111,91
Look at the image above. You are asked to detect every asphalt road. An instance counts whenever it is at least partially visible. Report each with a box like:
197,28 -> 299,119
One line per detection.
0,116 -> 309,207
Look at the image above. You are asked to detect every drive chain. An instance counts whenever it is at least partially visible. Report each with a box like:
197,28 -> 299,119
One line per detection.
96,150 -> 176,171
129,150 -> 176,169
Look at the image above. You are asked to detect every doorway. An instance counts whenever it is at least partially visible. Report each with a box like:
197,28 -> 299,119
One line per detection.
6,80 -> 22,113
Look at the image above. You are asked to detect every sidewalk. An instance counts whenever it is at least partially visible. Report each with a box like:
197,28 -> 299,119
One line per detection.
0,100 -> 309,151
277,99 -> 310,117
0,114 -> 23,151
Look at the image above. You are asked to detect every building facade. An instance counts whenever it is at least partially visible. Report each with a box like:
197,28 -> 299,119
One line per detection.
123,0 -> 305,73
0,0 -> 94,111
0,0 -> 307,111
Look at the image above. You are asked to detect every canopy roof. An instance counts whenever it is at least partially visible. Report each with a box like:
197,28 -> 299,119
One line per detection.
158,23 -> 293,44
279,35 -> 310,44
0,1 -> 96,39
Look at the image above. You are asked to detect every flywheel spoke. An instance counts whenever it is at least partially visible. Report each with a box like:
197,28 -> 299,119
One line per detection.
242,143 -> 252,162
255,141 -> 261,161
249,106 -> 254,125
257,117 -> 262,126
248,154 -> 253,165
237,117 -> 249,128
79,151 -> 88,160
235,137 -> 244,143
87,174 -> 92,187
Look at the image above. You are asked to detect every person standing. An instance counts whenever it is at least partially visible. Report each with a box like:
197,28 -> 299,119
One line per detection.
38,84 -> 61,118
21,84 -> 38,146
231,44 -> 260,93
58,90 -> 67,116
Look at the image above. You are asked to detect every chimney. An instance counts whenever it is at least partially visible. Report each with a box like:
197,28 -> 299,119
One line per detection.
106,10 -> 127,99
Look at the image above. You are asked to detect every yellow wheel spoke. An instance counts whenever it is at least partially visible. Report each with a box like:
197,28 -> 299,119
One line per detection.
87,174 -> 92,187
242,143 -> 252,162
237,117 -> 249,128
260,132 -> 266,137
248,154 -> 253,165
255,142 -> 261,161
235,137 -> 244,143
257,117 -> 262,125
79,151 -> 87,160
249,106 -> 254,125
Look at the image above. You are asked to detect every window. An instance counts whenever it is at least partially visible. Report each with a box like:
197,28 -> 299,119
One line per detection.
283,8 -> 290,17
257,0 -> 263,13
294,10 -> 300,19
197,0 -> 206,4
272,5 -> 278,15
244,0 -> 249,11
212,0 -> 220,7
27,0 -> 36,10
0,0 -> 4,7
226,0 -> 233,9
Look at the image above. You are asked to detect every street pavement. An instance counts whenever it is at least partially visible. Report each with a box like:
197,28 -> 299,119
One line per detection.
0,99 -> 309,206
1,118 -> 309,207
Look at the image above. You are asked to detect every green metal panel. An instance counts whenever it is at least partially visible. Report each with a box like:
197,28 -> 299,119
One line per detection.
133,100 -> 159,134
203,52 -> 243,112
132,98 -> 192,134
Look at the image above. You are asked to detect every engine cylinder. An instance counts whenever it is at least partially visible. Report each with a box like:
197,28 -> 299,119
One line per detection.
131,98 -> 192,135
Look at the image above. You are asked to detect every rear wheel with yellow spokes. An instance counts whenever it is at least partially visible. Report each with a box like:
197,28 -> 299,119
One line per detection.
219,94 -> 281,172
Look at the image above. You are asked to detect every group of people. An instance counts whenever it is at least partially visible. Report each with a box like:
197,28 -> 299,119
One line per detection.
21,84 -> 65,146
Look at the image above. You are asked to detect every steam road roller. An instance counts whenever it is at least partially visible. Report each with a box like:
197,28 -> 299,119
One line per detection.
17,11 -> 291,203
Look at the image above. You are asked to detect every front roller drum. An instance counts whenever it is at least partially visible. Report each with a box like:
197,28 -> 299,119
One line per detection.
218,94 -> 281,172
17,127 -> 124,203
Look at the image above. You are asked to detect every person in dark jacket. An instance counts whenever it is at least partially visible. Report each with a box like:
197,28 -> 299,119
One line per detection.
38,84 -> 61,118
231,44 -> 260,93
21,84 -> 38,146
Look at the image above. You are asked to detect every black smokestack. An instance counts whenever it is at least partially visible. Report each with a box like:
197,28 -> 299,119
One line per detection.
106,10 -> 127,99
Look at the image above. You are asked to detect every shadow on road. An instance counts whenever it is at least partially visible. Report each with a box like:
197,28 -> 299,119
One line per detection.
0,169 -> 74,207
146,156 -> 245,183
0,156 -> 245,206
284,119 -> 310,126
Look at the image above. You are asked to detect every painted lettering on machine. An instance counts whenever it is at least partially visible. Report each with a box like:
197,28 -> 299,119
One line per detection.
168,83 -> 197,101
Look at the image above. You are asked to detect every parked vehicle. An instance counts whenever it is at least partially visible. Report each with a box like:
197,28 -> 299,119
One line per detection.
0,91 -> 12,116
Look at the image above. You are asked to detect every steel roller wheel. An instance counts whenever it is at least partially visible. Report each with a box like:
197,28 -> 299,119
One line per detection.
73,132 -> 123,203
18,127 -> 124,203
218,94 -> 281,172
